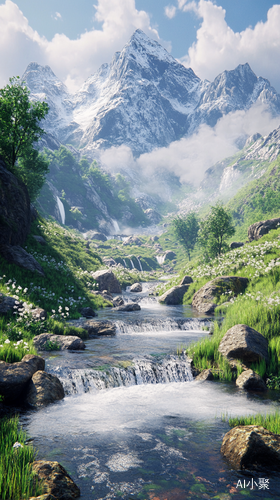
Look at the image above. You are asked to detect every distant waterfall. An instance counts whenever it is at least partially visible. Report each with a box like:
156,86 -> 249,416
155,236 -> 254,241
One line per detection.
56,197 -> 65,225
137,257 -> 143,272
156,255 -> 165,265
112,219 -> 120,233
52,355 -> 193,395
130,259 -> 135,269
122,259 -> 127,268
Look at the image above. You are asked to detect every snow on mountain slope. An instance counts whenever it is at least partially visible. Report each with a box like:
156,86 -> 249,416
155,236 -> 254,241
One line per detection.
23,30 -> 280,157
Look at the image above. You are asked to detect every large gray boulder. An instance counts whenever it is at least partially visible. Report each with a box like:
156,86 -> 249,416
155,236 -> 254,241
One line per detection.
91,269 -> 122,293
230,241 -> 244,249
130,282 -> 142,292
0,354 -> 45,402
236,369 -> 267,391
1,245 -> 45,276
248,217 -> 280,241
180,276 -> 193,286
192,276 -> 249,314
85,230 -> 107,241
82,320 -> 116,336
25,371 -> 64,406
123,236 -> 142,246
221,425 -> 280,470
33,333 -> 85,351
0,294 -> 22,315
115,303 -> 141,311
218,324 -> 268,364
158,284 -> 190,305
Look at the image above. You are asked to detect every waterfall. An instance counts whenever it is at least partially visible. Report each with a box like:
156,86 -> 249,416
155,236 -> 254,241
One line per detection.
51,355 -> 193,395
122,259 -> 127,268
56,197 -> 65,225
115,318 -> 212,334
112,219 -> 120,233
156,255 -> 165,265
137,257 -> 143,272
130,259 -> 135,269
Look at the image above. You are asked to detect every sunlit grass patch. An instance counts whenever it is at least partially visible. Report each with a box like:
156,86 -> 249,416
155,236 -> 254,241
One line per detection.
0,416 -> 42,500
223,411 -> 280,435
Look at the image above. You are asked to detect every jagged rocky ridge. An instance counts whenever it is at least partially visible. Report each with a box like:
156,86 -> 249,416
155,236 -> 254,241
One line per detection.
23,30 -> 280,157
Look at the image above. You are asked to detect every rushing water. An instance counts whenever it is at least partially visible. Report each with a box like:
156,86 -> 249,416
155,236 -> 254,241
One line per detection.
22,283 -> 280,500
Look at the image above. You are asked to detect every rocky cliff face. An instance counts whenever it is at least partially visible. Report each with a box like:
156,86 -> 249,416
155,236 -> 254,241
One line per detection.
22,30 -> 280,157
0,157 -> 31,247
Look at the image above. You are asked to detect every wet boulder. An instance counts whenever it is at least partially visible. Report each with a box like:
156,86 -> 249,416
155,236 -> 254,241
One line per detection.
25,371 -> 64,406
91,269 -> 121,294
113,296 -> 124,307
32,461 -> 80,499
130,282 -> 143,293
158,285 -> 189,305
192,276 -> 249,314
0,355 -> 45,402
248,217 -> 280,241
195,369 -> 214,381
82,320 -> 116,336
221,425 -> 280,471
33,333 -> 85,351
115,303 -> 141,311
79,307 -> 97,318
218,324 -> 268,364
236,369 -> 267,391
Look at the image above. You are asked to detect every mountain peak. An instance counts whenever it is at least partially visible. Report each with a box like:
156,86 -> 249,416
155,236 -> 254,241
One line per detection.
125,29 -> 174,65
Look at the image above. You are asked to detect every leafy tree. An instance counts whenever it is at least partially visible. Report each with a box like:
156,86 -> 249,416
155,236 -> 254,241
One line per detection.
0,76 -> 49,199
198,202 -> 235,259
172,212 -> 199,260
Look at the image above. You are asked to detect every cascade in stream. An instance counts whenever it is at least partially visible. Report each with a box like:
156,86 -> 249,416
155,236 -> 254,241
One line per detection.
156,255 -> 165,265
115,318 -> 211,333
130,259 -> 135,269
137,257 -> 143,272
122,259 -> 127,268
51,355 -> 193,395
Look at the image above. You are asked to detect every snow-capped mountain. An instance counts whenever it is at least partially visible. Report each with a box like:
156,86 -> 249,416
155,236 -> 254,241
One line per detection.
22,30 -> 280,157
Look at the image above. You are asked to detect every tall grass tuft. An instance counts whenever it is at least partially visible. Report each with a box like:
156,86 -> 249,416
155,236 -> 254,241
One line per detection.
0,416 -> 42,500
224,411 -> 280,435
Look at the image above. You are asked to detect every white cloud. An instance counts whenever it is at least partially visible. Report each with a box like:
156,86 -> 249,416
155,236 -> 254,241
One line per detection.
0,0 -> 170,92
179,0 -> 280,91
100,103 -> 280,187
54,12 -> 62,20
164,5 -> 177,19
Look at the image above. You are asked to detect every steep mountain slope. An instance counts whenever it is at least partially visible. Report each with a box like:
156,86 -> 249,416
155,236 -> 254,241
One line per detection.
22,30 -> 280,157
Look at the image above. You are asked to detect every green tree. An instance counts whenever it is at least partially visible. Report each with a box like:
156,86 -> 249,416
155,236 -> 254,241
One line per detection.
0,76 -> 49,199
198,202 -> 235,259
172,212 -> 199,260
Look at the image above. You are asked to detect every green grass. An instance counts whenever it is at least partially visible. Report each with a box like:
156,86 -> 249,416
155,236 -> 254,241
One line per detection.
0,416 -> 42,500
224,411 -> 280,435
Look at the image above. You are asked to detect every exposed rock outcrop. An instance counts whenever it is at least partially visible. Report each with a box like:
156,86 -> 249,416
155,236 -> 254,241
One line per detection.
26,371 -> 64,406
1,245 -> 45,276
180,276 -> 193,285
230,241 -> 244,249
192,276 -> 249,314
218,324 -> 268,364
0,294 -> 22,315
0,355 -> 45,403
123,236 -> 142,246
144,208 -> 162,224
85,231 -> 107,241
158,284 -> 189,305
33,333 -> 85,351
236,369 -> 267,391
130,282 -> 142,292
32,461 -> 80,499
91,269 -> 121,293
248,217 -> 280,241
221,425 -> 280,470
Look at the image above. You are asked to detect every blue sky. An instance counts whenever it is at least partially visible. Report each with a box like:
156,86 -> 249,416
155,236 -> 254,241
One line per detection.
0,0 -> 279,92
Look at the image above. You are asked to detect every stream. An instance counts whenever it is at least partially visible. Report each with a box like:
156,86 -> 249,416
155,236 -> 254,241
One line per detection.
21,283 -> 280,500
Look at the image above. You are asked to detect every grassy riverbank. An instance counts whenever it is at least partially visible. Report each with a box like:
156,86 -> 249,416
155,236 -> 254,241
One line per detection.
0,416 -> 42,500
224,411 -> 280,435
171,227 -> 280,382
